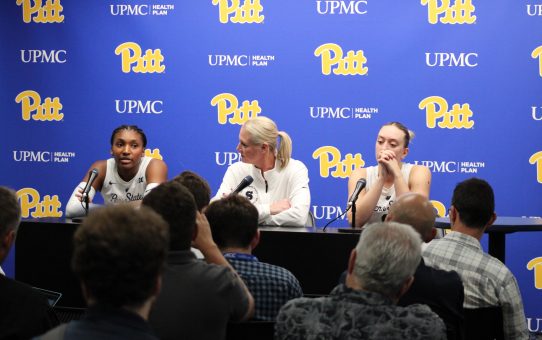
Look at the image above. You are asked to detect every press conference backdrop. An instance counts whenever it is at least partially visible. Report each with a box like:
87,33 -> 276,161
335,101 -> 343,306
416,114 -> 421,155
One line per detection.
1,0 -> 541,329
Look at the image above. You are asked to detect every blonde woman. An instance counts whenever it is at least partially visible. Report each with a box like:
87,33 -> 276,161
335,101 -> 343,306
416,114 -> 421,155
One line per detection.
214,117 -> 310,227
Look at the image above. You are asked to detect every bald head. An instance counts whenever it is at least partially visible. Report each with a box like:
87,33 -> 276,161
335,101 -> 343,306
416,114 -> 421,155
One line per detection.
386,193 -> 436,242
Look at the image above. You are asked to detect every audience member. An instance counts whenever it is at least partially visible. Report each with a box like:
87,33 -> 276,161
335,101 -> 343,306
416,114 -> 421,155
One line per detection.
206,195 -> 303,321
38,204 -> 169,339
0,186 -> 59,339
142,181 -> 254,340
173,170 -> 211,211
386,193 -> 465,340
276,222 -> 445,340
423,178 -> 528,340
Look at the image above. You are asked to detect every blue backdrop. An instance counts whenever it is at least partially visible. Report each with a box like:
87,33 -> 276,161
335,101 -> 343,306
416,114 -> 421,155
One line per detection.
1,0 -> 541,329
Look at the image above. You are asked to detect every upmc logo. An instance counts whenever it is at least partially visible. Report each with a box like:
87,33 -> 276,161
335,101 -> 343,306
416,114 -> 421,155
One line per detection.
421,0 -> 476,24
312,146 -> 365,178
532,45 -> 542,77
210,93 -> 261,125
110,4 -> 149,15
312,206 -> 347,220
314,43 -> 368,76
529,151 -> 542,184
115,100 -> 163,114
309,106 -> 377,119
16,188 -> 63,218
110,4 -> 175,16
208,54 -> 275,67
21,50 -> 66,63
419,96 -> 474,129
212,0 -> 264,24
13,151 -> 75,163
15,90 -> 64,122
16,0 -> 64,23
215,152 -> 241,166
115,42 -> 165,74
316,1 -> 368,15
425,52 -> 478,67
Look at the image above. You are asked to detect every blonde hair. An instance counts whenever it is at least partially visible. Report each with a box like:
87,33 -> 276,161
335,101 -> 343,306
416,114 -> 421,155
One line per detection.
244,116 -> 292,169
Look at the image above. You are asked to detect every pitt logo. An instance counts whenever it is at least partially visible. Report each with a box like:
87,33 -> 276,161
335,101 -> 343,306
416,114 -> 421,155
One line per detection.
419,96 -> 474,129
16,0 -> 64,23
211,93 -> 261,125
145,148 -> 163,160
531,45 -> 542,77
430,200 -> 447,217
421,0 -> 476,24
529,151 -> 542,183
527,257 -> 542,289
16,188 -> 62,218
212,0 -> 264,24
314,43 -> 368,76
312,146 -> 365,178
114,42 -> 165,74
15,90 -> 63,121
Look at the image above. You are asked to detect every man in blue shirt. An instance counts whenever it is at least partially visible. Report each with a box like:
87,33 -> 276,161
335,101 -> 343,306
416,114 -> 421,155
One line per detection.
206,195 -> 303,321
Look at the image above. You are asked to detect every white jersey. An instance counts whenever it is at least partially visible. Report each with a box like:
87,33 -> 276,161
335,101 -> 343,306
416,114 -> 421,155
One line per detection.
364,163 -> 413,225
102,157 -> 151,204
213,159 -> 311,227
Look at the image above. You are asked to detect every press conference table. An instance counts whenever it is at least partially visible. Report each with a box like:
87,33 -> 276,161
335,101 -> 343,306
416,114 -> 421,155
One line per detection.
434,216 -> 542,263
14,217 -> 542,307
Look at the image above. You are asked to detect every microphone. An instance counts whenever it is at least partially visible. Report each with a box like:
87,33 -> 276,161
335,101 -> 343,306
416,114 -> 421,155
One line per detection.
81,168 -> 99,201
230,175 -> 254,196
347,178 -> 366,207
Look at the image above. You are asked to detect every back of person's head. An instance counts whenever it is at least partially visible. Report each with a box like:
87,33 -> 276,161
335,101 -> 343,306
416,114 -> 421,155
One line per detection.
353,222 -> 421,298
452,177 -> 495,229
0,187 -> 21,263
205,195 -> 258,249
142,181 -> 197,251
387,193 -> 436,242
72,205 -> 169,308
243,116 -> 292,169
173,170 -> 211,211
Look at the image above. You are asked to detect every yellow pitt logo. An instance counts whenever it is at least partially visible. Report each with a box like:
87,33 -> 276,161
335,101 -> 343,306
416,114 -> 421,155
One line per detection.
145,148 -> 163,160
531,45 -> 542,77
419,96 -> 474,129
211,93 -> 261,125
430,200 -> 447,218
421,0 -> 476,24
527,257 -> 542,289
212,0 -> 264,24
17,188 -> 62,218
15,90 -> 63,121
114,42 -> 165,74
312,146 -> 365,178
529,151 -> 542,184
16,0 -> 64,23
314,43 -> 368,76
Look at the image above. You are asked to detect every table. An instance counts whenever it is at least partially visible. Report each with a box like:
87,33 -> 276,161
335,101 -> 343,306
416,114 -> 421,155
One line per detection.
435,216 -> 542,263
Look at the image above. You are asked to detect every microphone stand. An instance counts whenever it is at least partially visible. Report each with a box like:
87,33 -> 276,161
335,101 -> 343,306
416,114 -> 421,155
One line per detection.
83,194 -> 90,216
351,201 -> 356,229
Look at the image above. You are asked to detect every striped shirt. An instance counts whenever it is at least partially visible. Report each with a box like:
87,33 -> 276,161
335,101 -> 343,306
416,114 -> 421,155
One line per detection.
422,231 -> 528,340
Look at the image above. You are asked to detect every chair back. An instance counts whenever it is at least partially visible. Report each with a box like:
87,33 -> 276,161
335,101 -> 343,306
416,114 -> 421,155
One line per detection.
464,306 -> 503,340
